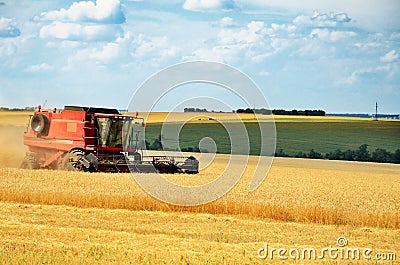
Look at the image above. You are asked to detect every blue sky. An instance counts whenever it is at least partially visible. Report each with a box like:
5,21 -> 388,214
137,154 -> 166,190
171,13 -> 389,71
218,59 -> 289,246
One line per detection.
0,0 -> 399,113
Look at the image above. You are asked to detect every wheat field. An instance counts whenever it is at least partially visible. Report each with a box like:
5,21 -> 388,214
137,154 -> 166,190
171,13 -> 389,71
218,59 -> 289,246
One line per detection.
1,201 -> 399,265
0,111 -> 399,264
1,156 -> 399,228
0,156 -> 399,264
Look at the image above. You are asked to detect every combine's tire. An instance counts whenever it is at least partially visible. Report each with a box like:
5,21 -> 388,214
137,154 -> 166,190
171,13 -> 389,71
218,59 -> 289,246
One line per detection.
20,153 -> 39,169
31,114 -> 50,136
61,149 -> 86,171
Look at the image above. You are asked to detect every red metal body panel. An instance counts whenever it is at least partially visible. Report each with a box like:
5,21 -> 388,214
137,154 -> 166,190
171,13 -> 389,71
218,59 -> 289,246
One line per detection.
23,107 -> 131,168
24,111 -> 89,151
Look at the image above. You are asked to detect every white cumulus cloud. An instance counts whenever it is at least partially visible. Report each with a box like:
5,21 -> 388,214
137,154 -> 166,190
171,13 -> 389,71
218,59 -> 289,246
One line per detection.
0,17 -> 21,38
239,0 -> 399,30
188,20 -> 274,63
215,16 -> 238,27
380,50 -> 398,63
293,11 -> 351,27
40,21 -> 122,41
0,38 -> 17,56
82,43 -> 120,62
132,34 -> 180,62
186,45 -> 241,63
183,0 -> 237,12
39,0 -> 125,24
187,9 -> 363,65
218,21 -> 266,45
341,63 -> 394,85
310,28 -> 356,42
62,32 -> 181,70
390,32 -> 400,40
25,63 -> 53,73
64,42 -> 121,71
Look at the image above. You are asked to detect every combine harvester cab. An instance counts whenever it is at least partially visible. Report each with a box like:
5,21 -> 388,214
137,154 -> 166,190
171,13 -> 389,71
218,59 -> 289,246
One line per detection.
21,106 -> 199,174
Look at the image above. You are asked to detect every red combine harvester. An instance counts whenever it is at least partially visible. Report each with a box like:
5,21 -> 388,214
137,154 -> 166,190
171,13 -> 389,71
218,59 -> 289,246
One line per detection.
21,106 -> 199,174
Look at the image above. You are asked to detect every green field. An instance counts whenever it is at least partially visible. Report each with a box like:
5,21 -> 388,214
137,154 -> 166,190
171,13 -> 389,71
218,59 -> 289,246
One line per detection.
144,120 -> 400,157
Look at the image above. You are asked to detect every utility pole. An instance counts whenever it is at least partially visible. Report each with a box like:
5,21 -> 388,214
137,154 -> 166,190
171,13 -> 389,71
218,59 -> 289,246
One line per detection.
374,102 -> 378,121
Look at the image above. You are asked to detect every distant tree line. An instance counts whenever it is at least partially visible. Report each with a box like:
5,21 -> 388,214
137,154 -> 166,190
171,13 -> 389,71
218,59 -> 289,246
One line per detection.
0,106 -> 35,111
235,108 -> 326,116
327,113 -> 400,119
145,135 -> 400,164
184,107 -> 326,116
184,108 -> 209,112
275,144 -> 400,164
236,108 -> 272,114
184,107 -> 227,113
272,109 -> 326,116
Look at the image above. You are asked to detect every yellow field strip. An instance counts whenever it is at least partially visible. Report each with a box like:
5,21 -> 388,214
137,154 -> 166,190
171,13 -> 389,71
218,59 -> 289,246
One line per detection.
3,111 -> 397,127
0,112 -> 32,126
0,201 -> 398,264
0,156 -> 399,229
